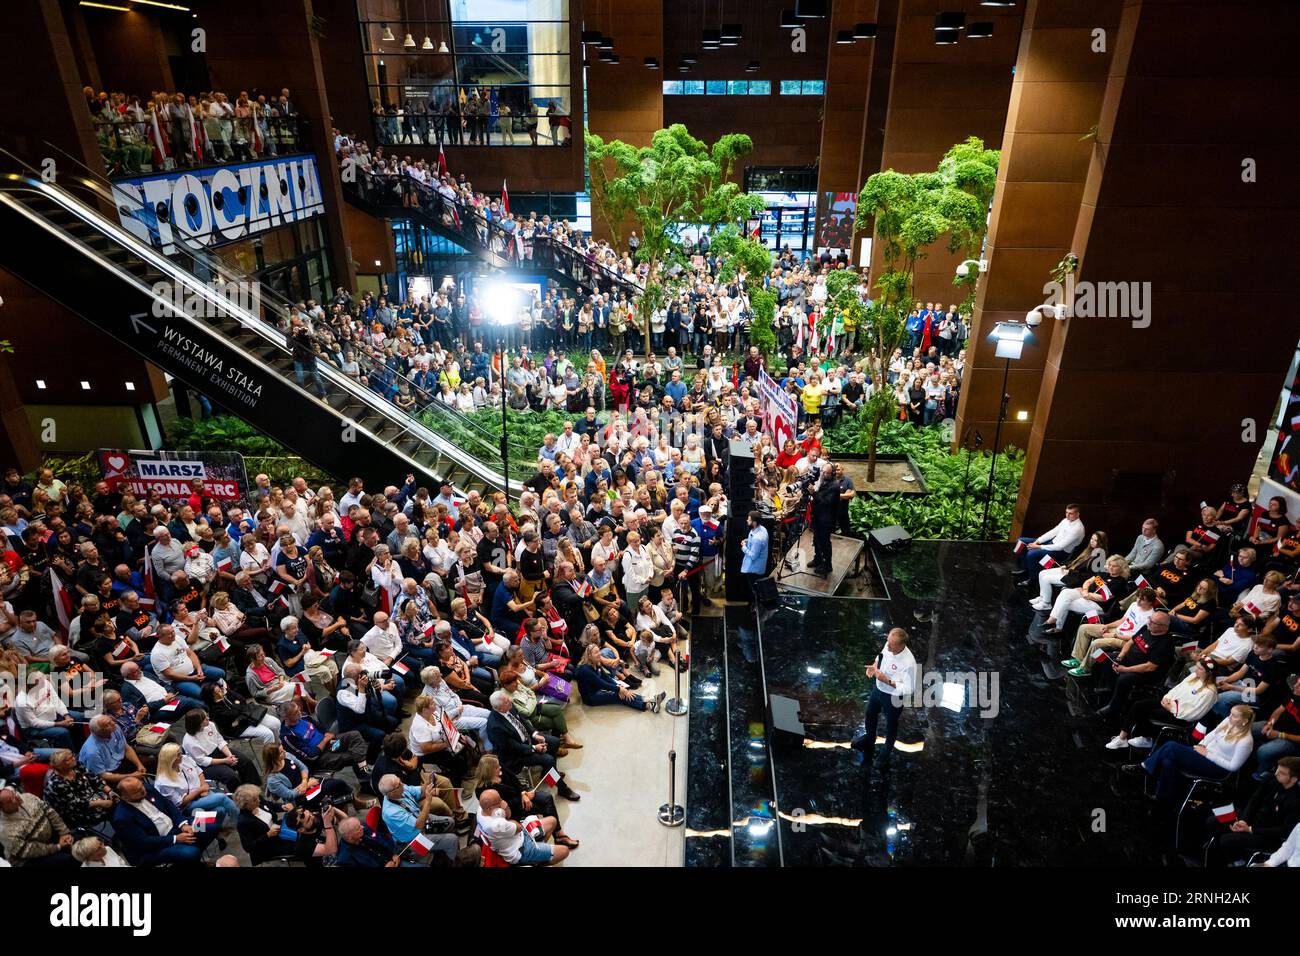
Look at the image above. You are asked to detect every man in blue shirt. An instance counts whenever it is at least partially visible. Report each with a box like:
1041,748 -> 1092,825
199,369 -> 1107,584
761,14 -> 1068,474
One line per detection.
376,775 -> 457,862
79,714 -> 146,785
740,510 -> 770,599
664,370 -> 688,407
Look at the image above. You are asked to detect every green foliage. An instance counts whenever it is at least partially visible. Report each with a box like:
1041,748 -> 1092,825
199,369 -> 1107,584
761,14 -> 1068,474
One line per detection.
36,451 -> 100,489
748,288 -> 777,356
824,417 -> 1024,540
852,137 -> 1000,475
168,416 -> 291,456
420,406 -> 572,482
585,124 -> 766,354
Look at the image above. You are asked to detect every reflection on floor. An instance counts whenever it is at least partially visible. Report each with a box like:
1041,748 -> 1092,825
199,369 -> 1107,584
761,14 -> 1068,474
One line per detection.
687,540 -> 1170,866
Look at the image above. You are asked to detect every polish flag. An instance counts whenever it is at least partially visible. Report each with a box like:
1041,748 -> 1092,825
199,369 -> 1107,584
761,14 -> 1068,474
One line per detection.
293,681 -> 310,698
537,766 -> 561,789
391,659 -> 411,676
141,547 -> 157,608
1133,574 -> 1152,591
521,814 -> 544,837
408,831 -> 438,857
1191,722 -> 1208,741
1084,613 -> 1100,624
149,108 -> 169,167
1178,638 -> 1199,653
1198,527 -> 1221,545
159,700 -> 180,713
1091,645 -> 1110,663
48,569 -> 74,638
269,580 -> 287,594
318,649 -> 336,657
113,640 -> 131,659
215,636 -> 231,654
147,723 -> 169,735
501,179 -> 510,217
303,784 -> 322,802
1039,554 -> 1058,569
1093,580 -> 1113,602
438,144 -> 449,179
192,809 -> 218,831
1212,803 -> 1237,823
1242,601 -> 1263,618
216,555 -> 233,571
1013,540 -> 1026,555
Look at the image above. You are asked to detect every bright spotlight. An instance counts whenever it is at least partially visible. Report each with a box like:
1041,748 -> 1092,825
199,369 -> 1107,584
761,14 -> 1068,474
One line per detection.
482,280 -> 526,326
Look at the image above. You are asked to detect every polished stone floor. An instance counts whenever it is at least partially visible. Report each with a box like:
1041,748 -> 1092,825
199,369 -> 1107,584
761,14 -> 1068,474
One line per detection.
687,540 -> 1170,866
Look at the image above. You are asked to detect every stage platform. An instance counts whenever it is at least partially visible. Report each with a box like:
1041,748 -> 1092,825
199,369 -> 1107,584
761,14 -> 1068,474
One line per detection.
685,540 -> 1169,866
770,529 -> 869,597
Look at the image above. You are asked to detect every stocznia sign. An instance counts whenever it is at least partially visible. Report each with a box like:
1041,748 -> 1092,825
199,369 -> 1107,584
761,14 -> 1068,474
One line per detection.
112,154 -> 324,254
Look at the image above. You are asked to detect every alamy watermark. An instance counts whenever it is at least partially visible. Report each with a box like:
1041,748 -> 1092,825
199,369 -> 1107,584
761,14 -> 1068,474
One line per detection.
151,278 -> 261,321
895,667 -> 1001,718
1042,273 -> 1151,329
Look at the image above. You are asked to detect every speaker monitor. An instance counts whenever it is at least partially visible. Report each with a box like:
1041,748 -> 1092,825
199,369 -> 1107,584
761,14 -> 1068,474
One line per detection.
870,524 -> 912,553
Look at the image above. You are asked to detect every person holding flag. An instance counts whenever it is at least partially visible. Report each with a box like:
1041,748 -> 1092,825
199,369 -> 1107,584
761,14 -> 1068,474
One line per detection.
376,774 -> 458,862
475,787 -> 569,865
1039,553 -> 1130,634
1013,503 -> 1085,582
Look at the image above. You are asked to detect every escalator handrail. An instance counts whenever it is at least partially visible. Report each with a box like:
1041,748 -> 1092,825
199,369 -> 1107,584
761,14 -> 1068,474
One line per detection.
38,141 -> 531,460
25,143 -> 533,469
0,169 -> 520,495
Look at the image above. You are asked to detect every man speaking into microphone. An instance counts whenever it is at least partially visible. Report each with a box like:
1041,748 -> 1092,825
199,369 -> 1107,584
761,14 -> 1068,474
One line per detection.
808,458 -> 841,575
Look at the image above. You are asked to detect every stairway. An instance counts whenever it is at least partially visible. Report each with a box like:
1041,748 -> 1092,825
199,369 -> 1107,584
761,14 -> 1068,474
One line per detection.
342,167 -> 641,300
0,166 -> 518,498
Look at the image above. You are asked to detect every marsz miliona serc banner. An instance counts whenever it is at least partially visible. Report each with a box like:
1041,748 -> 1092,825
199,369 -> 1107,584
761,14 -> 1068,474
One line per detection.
100,448 -> 250,502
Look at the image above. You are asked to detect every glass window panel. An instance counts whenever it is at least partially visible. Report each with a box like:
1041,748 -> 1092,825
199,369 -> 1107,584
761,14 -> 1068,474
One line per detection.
780,80 -> 801,95
662,81 -> 682,95
683,80 -> 704,95
727,80 -> 748,95
706,80 -> 727,95
748,80 -> 770,95
803,80 -> 824,95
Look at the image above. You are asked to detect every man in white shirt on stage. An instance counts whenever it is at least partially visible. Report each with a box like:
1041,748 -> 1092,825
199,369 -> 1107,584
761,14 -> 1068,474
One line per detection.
852,627 -> 917,771
1013,503 -> 1085,580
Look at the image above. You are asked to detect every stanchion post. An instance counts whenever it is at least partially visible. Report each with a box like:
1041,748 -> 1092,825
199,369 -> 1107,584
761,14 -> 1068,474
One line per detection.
666,652 -> 687,716
657,748 -> 685,827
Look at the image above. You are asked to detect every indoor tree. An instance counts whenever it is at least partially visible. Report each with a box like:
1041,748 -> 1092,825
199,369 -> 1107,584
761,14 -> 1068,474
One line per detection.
585,124 -> 767,358
852,136 -> 1000,482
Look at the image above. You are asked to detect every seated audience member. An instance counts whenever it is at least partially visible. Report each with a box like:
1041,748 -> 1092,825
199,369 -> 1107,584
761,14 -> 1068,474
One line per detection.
1095,611 -> 1175,720
485,690 -> 580,800
1259,820 -> 1300,867
118,660 -> 201,720
475,787 -> 569,866
233,783 -> 299,866
575,644 -> 664,712
1130,704 -> 1255,802
153,741 -> 237,829
0,786 -> 77,867
1213,547 -> 1259,607
278,698 -> 370,775
111,776 -> 217,867
1063,588 -> 1158,676
1201,757 -> 1300,867
1262,592 -> 1300,654
1253,674 -> 1300,781
1030,532 -> 1110,612
42,748 -> 114,832
1105,660 -> 1218,751
419,666 -> 491,750
70,835 -> 128,868
472,753 -> 578,849
1013,503 -> 1085,580
180,708 -> 260,791
376,773 -> 458,862
1208,633 -> 1287,721
79,713 -> 147,786
1039,554 -> 1130,633
149,624 -> 224,700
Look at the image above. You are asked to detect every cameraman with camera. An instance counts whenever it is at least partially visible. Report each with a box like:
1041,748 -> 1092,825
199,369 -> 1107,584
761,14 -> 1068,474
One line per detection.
377,773 -> 458,863
809,459 -> 841,576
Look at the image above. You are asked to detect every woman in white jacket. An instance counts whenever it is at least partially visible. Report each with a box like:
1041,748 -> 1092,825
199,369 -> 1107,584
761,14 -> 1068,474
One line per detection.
1135,704 -> 1254,801
1105,659 -> 1218,750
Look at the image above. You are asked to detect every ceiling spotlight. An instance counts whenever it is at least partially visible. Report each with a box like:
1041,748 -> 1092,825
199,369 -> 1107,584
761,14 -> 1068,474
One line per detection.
403,33 -> 416,48
702,28 -> 721,46
437,40 -> 449,53
598,36 -> 614,50
780,9 -> 799,29
968,21 -> 994,37
836,30 -> 855,43
598,49 -> 614,61
681,54 -> 698,64
720,23 -> 742,44
422,35 -> 433,49
644,56 -> 659,68
581,30 -> 603,44
678,62 -> 690,72
380,24 -> 395,41
795,0 -> 829,16
935,12 -> 966,29
980,1 -> 1017,6
745,60 -> 760,72
852,22 -> 877,39
934,27 -> 960,44
607,54 -> 620,64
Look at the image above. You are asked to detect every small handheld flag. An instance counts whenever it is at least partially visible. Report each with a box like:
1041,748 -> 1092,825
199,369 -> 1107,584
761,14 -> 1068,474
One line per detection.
1212,803 -> 1237,823
407,832 -> 437,857
1013,540 -> 1026,556
537,766 -> 561,789
1191,722 -> 1208,741
303,784 -> 322,802
192,809 -> 218,831
1039,554 -> 1058,569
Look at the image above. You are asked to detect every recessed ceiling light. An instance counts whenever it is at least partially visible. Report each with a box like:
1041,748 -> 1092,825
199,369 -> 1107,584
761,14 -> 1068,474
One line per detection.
968,21 -> 994,38
35,380 -> 46,389
644,57 -> 659,68
935,12 -> 966,29
853,22 -> 877,39
836,30 -> 855,43
934,27 -> 960,44
780,9 -> 799,29
125,381 -> 136,391
80,381 -> 91,390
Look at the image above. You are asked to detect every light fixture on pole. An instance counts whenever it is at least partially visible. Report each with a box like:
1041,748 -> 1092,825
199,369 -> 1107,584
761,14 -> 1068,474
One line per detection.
979,321 -> 1034,538
955,258 -> 987,278
1025,303 -> 1064,327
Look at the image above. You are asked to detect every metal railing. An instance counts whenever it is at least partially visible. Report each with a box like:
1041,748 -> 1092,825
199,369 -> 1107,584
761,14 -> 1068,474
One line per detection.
93,114 -> 308,178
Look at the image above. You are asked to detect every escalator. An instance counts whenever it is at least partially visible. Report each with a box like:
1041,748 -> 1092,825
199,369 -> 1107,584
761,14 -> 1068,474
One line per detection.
0,158 -> 522,498
343,165 -> 641,300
